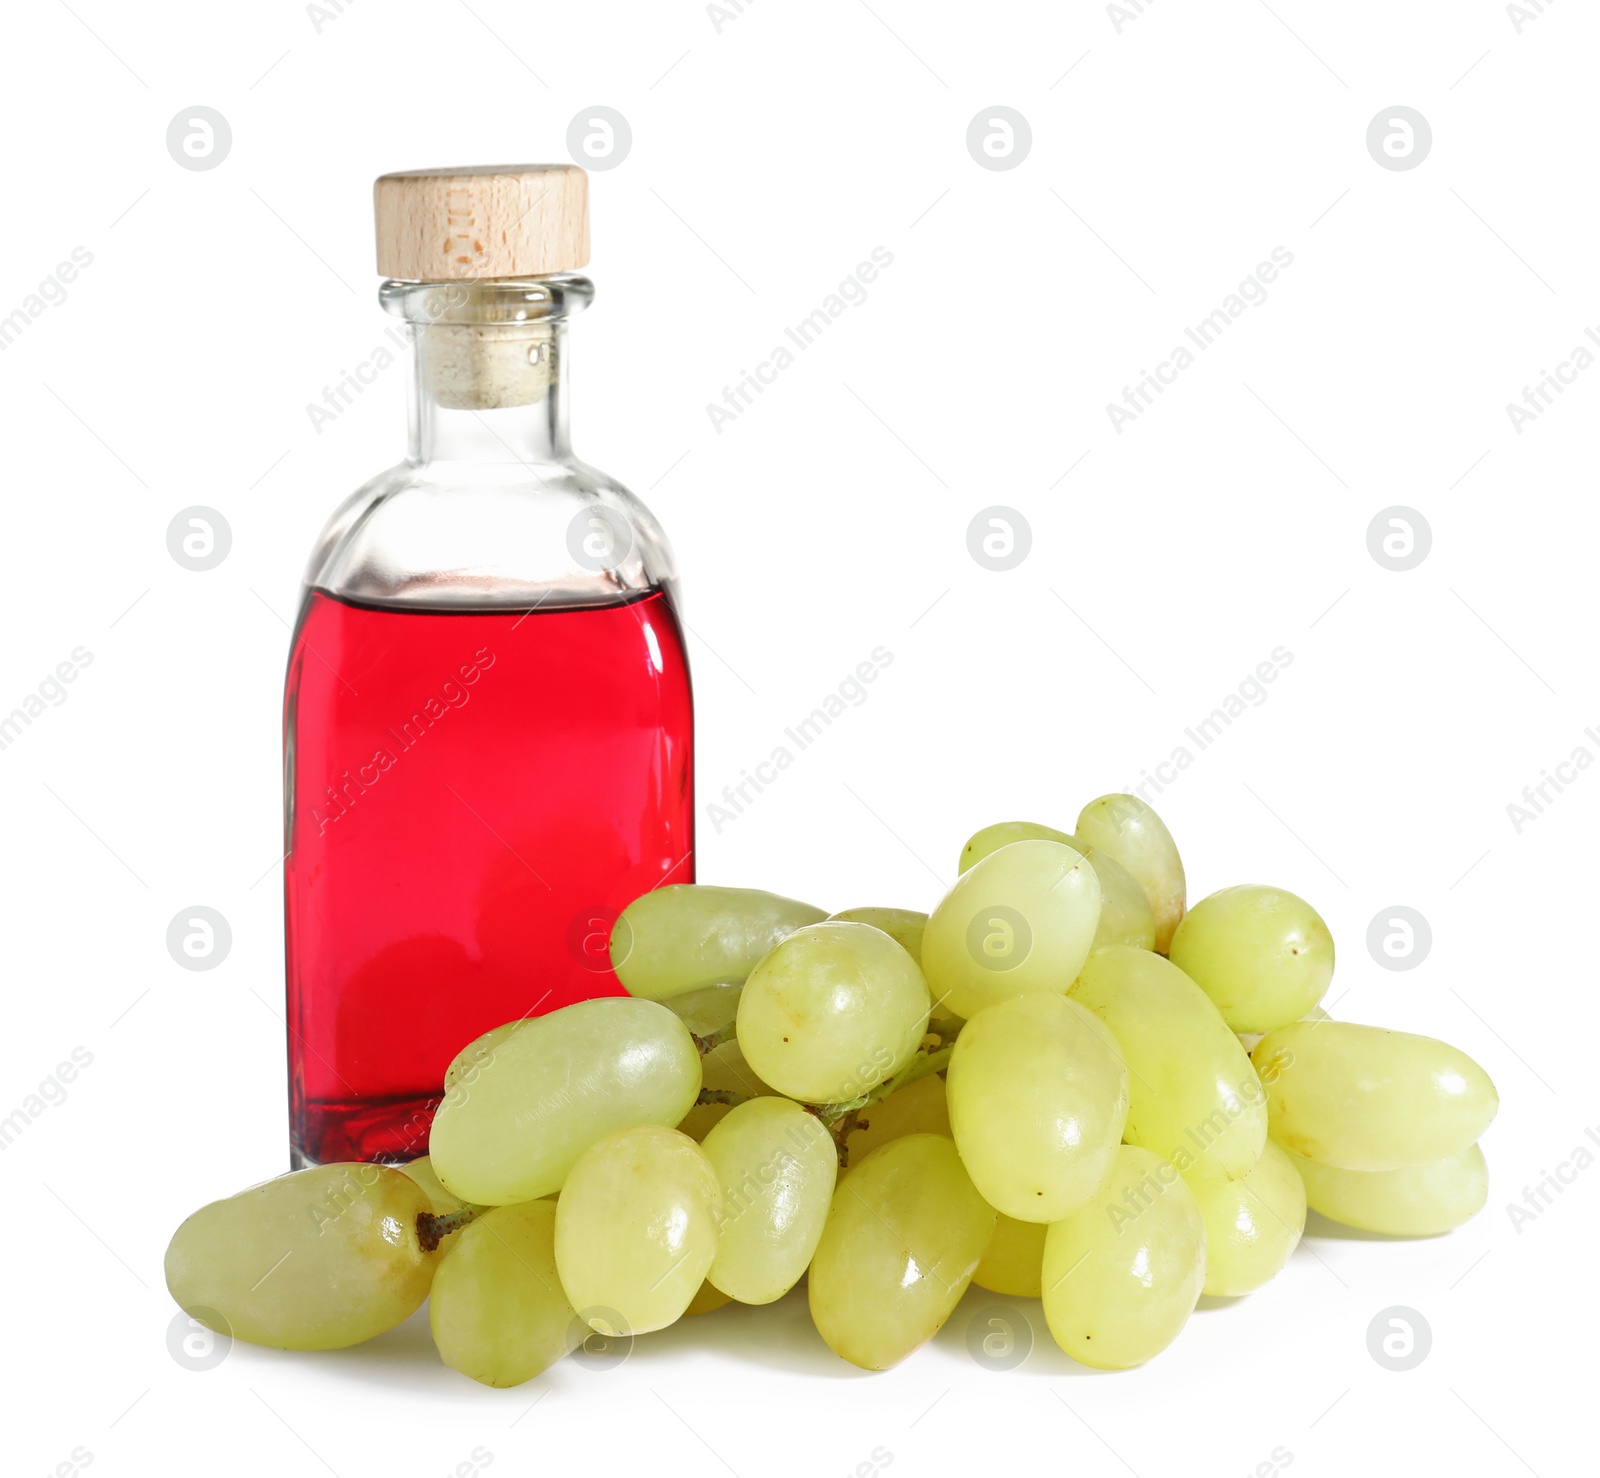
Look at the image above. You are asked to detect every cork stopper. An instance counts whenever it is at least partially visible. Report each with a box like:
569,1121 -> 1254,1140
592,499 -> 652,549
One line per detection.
414,322 -> 554,412
374,164 -> 589,281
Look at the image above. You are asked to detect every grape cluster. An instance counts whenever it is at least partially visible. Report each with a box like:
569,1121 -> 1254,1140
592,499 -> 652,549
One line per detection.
165,793 -> 1498,1382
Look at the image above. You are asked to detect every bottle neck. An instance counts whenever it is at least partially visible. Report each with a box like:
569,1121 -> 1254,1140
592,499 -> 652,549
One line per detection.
407,319 -> 571,463
380,276 -> 592,467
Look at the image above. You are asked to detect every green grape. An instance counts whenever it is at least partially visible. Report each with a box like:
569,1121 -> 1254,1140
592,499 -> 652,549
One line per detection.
946,992 -> 1128,1221
1189,1139 -> 1306,1296
973,1213 -> 1046,1298
429,1200 -> 579,1386
610,884 -> 828,1000
1075,843 -> 1158,952
957,819 -> 1075,872
699,1037 -> 780,1099
829,906 -> 928,964
1253,1021 -> 1498,1171
808,1134 -> 995,1370
701,1097 -> 838,1304
397,1156 -> 471,1219
1238,1003 -> 1329,1056
430,998 -> 702,1205
957,822 -> 1155,952
1041,1145 -> 1206,1369
736,921 -> 930,1103
684,1280 -> 734,1316
664,982 -> 744,1036
1169,884 -> 1335,1033
555,1124 -> 722,1335
165,1165 -> 438,1350
921,839 -> 1102,1020
1074,794 -> 1186,952
1290,1144 -> 1488,1235
444,1020 -> 525,1092
1069,946 -> 1266,1184
844,1073 -> 950,1167
677,1036 -> 781,1141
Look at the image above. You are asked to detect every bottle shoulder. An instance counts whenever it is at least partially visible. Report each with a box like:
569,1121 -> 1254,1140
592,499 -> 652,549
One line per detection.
304,457 -> 680,611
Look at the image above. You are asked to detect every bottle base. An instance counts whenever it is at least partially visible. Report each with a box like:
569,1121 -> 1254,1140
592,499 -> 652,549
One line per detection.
291,1092 -> 440,1170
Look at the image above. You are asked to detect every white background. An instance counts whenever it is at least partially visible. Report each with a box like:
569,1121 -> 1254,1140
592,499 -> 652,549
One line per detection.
3,1 -> 1594,1474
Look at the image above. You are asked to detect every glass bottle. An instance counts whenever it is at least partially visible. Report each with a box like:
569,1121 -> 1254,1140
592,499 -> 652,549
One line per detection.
284,165 -> 694,1168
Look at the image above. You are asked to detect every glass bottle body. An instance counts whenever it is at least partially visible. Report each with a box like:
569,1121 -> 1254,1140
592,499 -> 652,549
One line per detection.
284,277 -> 694,1167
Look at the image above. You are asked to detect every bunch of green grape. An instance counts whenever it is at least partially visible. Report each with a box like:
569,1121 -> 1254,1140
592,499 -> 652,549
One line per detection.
164,792 -> 1498,1382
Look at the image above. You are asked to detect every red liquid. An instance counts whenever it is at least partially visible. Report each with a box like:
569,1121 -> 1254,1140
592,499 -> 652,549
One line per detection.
284,588 -> 693,1166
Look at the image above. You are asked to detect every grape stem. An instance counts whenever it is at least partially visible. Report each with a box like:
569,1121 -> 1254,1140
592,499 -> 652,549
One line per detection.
808,1043 -> 955,1163
695,1088 -> 750,1107
417,1205 -> 479,1252
691,1022 -> 737,1056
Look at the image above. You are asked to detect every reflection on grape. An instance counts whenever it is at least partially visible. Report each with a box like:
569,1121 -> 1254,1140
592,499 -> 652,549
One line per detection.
702,1097 -> 837,1304
431,997 -> 702,1205
1041,1145 -> 1206,1369
429,1200 -> 578,1386
1189,1140 -> 1306,1296
947,991 -> 1128,1221
1253,1021 -> 1497,1170
809,1135 -> 995,1370
555,1124 -> 722,1335
164,1165 -> 437,1350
